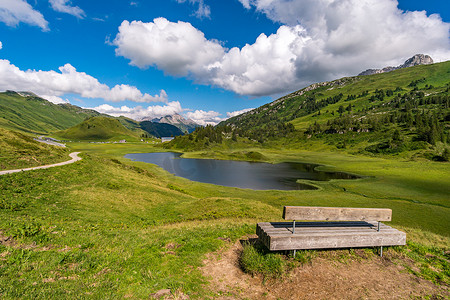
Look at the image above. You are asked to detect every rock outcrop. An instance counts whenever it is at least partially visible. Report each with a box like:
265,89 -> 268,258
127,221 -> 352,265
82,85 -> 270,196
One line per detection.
399,54 -> 434,68
358,54 -> 433,76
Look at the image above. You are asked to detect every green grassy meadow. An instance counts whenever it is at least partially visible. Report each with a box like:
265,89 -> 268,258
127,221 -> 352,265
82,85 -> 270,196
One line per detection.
1,139 -> 448,298
0,128 -> 70,170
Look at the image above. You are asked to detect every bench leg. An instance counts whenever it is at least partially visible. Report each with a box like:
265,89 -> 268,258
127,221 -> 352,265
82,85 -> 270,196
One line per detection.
292,220 -> 296,257
379,246 -> 383,257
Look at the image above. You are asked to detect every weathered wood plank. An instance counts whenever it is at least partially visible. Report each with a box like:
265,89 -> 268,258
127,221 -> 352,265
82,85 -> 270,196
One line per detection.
282,206 -> 392,221
260,228 -> 403,237
260,224 -> 391,232
259,221 -> 382,227
260,224 -> 392,231
268,231 -> 406,251
258,222 -> 390,230
261,229 -> 401,237
256,222 -> 406,251
264,228 -> 404,237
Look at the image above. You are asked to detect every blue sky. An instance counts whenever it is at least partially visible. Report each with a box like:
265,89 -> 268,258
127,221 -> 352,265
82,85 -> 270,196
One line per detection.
0,0 -> 449,125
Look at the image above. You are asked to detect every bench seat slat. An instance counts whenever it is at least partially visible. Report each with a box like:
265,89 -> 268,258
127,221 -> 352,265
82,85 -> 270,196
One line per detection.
256,221 -> 406,251
258,221 -> 385,227
262,228 -> 403,237
269,232 -> 406,251
260,223 -> 390,231
258,222 -> 400,235
283,206 -> 392,222
261,228 -> 400,235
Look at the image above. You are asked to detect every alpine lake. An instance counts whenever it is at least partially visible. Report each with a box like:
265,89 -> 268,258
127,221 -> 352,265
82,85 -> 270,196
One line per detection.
124,152 -> 360,190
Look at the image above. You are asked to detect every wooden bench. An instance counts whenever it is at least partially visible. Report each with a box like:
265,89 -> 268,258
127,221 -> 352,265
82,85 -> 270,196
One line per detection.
256,206 -> 406,256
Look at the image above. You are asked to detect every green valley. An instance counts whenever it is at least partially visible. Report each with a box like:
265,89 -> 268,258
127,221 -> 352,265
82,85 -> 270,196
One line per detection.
0,62 -> 449,299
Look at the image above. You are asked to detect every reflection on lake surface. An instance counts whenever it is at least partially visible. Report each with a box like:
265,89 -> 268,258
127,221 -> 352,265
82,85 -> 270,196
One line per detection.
124,152 -> 359,191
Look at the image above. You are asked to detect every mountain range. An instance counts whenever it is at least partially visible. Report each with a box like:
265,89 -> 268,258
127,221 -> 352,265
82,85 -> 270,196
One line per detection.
146,114 -> 199,133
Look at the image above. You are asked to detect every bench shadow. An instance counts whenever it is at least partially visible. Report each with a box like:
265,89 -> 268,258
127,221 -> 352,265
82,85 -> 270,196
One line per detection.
239,238 -> 259,247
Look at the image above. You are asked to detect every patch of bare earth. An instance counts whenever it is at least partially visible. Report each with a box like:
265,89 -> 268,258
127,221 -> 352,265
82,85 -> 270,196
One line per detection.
0,231 -> 38,250
201,236 -> 449,299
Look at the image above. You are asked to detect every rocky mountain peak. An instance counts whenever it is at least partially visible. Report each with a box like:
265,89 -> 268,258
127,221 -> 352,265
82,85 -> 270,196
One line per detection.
399,54 -> 433,68
152,113 -> 197,126
358,54 -> 433,76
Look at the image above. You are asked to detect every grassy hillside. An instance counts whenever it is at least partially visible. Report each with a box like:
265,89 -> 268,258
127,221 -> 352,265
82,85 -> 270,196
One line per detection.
55,116 -> 142,141
0,127 -> 69,170
0,91 -> 100,134
224,61 -> 449,130
164,62 -> 448,160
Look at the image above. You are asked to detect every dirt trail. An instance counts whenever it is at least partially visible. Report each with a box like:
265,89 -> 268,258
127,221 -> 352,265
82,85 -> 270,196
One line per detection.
0,152 -> 82,175
201,236 -> 448,299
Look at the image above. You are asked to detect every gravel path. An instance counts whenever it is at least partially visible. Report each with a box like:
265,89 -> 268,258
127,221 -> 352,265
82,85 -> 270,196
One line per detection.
34,137 -> 66,148
0,152 -> 82,175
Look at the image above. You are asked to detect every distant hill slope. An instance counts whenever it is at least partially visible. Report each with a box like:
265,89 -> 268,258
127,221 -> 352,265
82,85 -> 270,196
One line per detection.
0,127 -> 69,170
0,91 -> 100,134
140,121 -> 184,138
55,116 -> 140,141
0,91 -> 186,140
114,116 -> 185,139
169,61 -> 450,160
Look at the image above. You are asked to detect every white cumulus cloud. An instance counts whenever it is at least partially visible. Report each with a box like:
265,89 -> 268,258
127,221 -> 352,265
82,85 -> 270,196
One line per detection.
239,0 -> 450,83
238,0 -> 251,9
176,0 -> 211,19
49,0 -> 86,19
187,108 -> 254,125
114,19 -> 224,76
0,41 -> 2,50
226,108 -> 254,118
0,0 -> 49,31
185,110 -> 222,126
89,102 -> 183,121
114,1 -> 450,97
0,59 -> 168,104
212,25 -> 309,96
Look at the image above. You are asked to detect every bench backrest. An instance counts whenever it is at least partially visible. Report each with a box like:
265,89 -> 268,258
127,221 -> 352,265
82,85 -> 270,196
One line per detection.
282,206 -> 392,221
